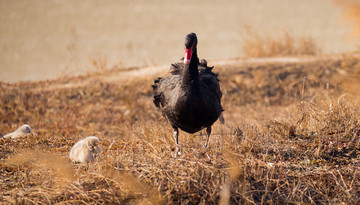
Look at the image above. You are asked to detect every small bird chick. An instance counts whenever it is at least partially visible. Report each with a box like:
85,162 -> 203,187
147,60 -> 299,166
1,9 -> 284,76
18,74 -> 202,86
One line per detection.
69,136 -> 101,163
3,124 -> 32,139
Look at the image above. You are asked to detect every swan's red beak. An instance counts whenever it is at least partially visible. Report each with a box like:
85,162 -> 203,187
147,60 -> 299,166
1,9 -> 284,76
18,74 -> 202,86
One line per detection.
184,46 -> 193,65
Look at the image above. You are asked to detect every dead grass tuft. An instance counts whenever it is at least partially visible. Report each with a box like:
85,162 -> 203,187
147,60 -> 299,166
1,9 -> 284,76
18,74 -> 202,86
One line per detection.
241,27 -> 320,57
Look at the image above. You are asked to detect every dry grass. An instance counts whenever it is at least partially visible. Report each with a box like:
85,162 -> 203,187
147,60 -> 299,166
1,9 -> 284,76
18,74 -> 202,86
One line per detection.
1,54 -> 360,204
241,27 -> 320,57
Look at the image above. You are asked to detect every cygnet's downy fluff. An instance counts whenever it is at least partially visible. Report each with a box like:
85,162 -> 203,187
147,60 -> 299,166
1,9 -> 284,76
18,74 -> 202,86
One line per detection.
69,136 -> 102,163
2,124 -> 32,139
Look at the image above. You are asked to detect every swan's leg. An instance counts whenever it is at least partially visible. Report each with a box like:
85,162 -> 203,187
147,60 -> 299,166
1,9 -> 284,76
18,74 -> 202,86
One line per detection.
173,127 -> 181,155
173,127 -> 179,145
204,126 -> 212,148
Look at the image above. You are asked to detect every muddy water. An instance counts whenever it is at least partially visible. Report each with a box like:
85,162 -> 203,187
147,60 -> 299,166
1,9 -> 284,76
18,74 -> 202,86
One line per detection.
0,0 -> 356,82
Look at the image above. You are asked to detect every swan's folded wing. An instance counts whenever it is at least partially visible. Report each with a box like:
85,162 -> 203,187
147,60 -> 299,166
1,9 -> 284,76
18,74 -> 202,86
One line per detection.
152,75 -> 182,109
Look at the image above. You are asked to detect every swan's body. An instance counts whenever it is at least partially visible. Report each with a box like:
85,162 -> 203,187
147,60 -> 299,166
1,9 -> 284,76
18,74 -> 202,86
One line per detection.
152,33 -> 223,148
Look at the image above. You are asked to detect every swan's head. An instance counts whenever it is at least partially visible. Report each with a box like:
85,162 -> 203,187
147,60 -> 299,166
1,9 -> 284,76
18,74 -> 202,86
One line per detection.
17,124 -> 32,134
184,33 -> 197,65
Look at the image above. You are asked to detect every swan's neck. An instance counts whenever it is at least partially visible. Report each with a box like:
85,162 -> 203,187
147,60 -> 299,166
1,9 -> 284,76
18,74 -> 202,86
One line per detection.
182,47 -> 199,91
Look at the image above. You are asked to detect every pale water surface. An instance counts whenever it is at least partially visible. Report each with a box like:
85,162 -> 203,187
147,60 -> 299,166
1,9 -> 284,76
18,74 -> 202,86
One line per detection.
0,0 -> 357,82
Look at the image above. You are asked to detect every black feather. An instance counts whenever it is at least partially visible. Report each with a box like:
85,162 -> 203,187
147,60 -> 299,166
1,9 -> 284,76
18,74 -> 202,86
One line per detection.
152,33 -> 224,146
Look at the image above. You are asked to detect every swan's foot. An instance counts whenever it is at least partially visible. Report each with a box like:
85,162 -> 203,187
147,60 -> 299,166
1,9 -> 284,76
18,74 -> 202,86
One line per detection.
176,146 -> 182,156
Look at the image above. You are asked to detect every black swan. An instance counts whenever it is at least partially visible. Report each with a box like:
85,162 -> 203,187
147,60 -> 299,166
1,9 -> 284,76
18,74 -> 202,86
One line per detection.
152,33 -> 223,148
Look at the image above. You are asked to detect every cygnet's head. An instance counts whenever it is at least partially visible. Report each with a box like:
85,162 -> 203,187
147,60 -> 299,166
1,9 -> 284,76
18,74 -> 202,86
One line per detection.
2,124 -> 32,139
16,124 -> 32,134
84,136 -> 100,152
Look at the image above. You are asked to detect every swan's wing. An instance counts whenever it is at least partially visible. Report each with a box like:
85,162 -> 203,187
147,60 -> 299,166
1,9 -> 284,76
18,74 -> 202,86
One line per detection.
169,62 -> 184,75
152,75 -> 182,109
199,67 -> 222,104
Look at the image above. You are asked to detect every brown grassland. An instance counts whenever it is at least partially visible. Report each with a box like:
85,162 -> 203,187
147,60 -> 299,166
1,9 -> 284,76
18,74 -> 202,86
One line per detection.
1,35 -> 360,204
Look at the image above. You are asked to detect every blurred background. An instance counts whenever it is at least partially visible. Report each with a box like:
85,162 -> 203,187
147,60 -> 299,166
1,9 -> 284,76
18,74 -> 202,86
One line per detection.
1,0 -> 359,82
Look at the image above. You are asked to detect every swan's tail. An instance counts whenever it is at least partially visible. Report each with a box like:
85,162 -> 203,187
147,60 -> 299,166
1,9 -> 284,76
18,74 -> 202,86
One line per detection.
219,113 -> 225,124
